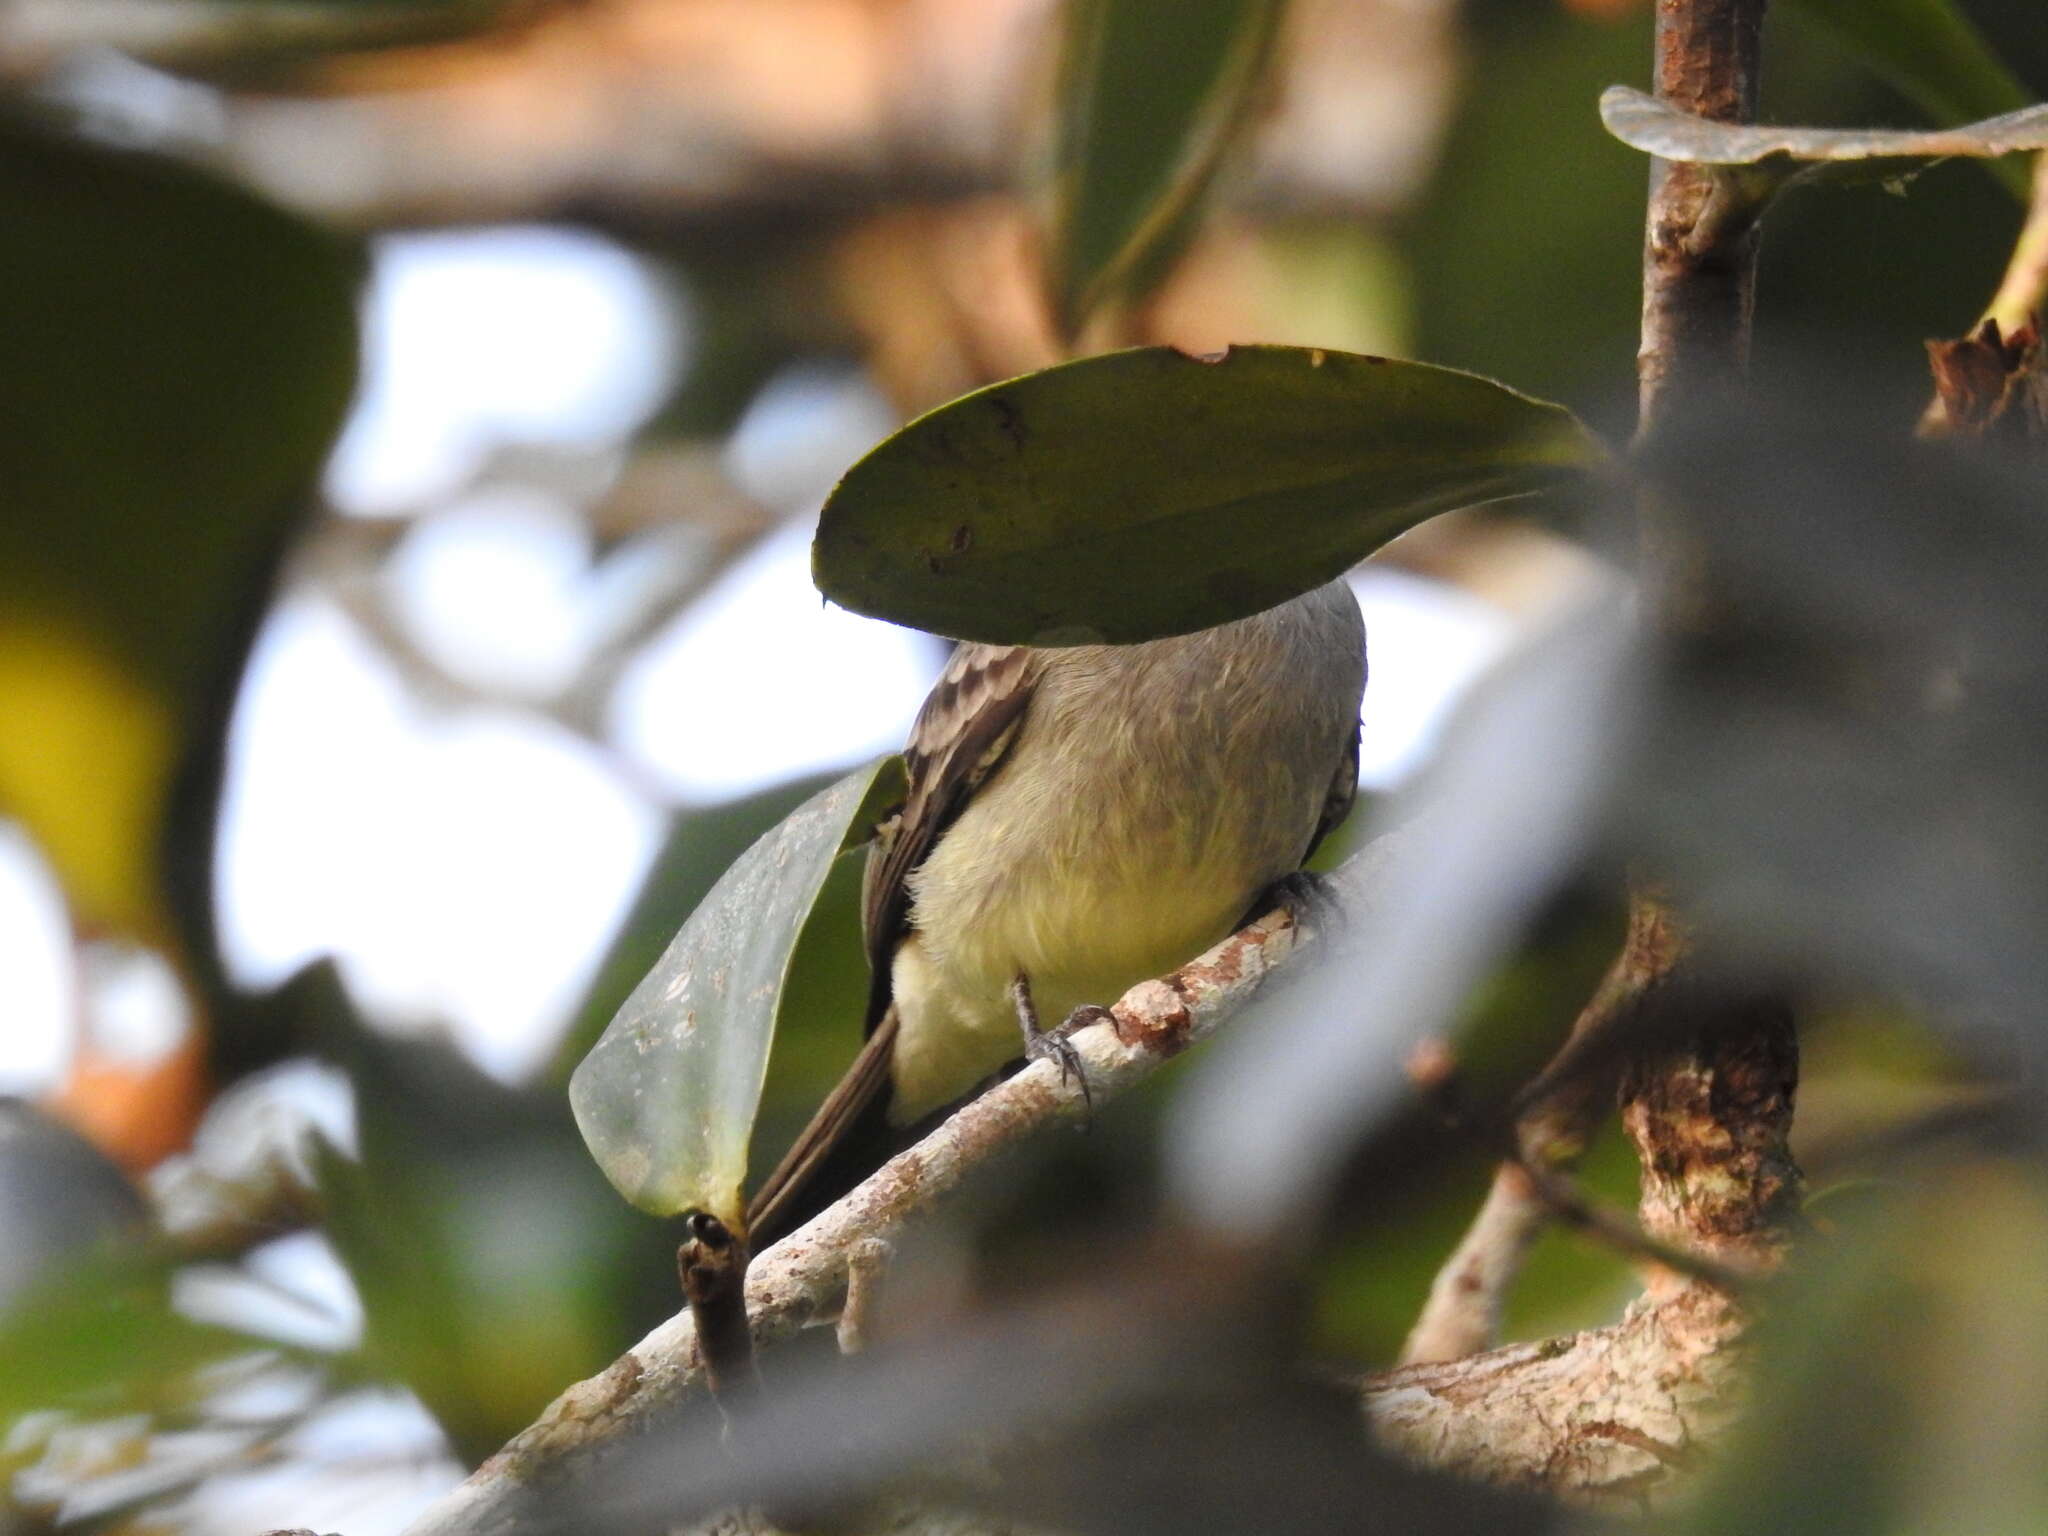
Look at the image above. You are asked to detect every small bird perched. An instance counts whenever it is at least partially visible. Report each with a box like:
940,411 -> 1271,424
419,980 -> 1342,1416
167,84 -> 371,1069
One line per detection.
746,579 -> 1367,1243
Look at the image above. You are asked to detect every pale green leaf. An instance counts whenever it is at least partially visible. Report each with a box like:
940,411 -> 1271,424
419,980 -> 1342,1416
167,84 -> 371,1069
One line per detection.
569,758 -> 904,1224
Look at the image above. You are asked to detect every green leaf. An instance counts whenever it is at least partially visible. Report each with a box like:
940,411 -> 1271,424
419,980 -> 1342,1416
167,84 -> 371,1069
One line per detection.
813,344 -> 1602,646
1783,0 -> 2033,200
1046,0 -> 1288,337
0,116 -> 361,943
569,757 -> 905,1225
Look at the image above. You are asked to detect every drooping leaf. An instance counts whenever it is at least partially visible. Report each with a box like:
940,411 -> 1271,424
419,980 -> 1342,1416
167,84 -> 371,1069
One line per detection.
0,117 -> 361,943
1045,0 -> 1289,337
570,757 -> 906,1225
1784,0 -> 2032,199
1601,84 -> 2048,171
813,345 -> 1602,646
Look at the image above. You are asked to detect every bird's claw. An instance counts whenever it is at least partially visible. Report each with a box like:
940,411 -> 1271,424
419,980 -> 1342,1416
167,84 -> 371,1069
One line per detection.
1262,868 -> 1345,937
1010,975 -> 1101,1119
1024,1023 -> 1091,1113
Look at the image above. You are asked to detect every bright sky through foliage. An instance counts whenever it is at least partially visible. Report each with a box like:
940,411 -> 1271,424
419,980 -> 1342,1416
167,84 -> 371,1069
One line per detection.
0,227 -> 1510,1092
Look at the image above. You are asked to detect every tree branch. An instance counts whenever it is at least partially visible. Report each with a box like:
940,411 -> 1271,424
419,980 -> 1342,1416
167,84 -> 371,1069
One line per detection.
1370,1281 -> 1747,1506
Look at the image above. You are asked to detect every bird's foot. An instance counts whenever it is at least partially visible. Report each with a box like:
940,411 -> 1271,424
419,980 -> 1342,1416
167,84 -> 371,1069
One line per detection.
1010,976 -> 1097,1118
1256,869 -> 1345,938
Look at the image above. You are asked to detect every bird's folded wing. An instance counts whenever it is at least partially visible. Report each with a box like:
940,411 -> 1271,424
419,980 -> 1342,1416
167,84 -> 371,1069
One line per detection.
858,642 -> 1042,1030
747,642 -> 1043,1243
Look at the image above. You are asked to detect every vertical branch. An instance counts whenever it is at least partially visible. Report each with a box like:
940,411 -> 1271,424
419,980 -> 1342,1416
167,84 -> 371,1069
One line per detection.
1624,0 -> 1802,1277
1635,0 -> 1766,432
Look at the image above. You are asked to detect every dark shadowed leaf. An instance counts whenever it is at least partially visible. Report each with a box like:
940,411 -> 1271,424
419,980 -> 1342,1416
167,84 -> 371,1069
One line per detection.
813,345 -> 1601,646
1045,0 -> 1288,337
0,116 -> 360,943
1784,0 -> 2032,198
570,757 -> 905,1224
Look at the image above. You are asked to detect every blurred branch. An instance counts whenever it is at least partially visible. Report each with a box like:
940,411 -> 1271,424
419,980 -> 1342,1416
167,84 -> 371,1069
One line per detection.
399,827 -> 1418,1536
0,0 -> 543,74
1402,897 -> 1676,1363
1,0 -> 1451,235
294,445 -> 781,778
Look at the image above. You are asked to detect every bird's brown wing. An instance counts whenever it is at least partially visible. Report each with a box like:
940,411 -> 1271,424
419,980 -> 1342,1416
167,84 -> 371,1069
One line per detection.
745,643 -> 1042,1243
858,642 -> 1043,1031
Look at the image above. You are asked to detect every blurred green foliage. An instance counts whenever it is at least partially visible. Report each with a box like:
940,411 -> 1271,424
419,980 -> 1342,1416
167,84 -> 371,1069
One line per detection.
1788,0 -> 2032,197
0,113 -> 359,946
1687,1161 -> 2048,1536
1046,0 -> 1287,336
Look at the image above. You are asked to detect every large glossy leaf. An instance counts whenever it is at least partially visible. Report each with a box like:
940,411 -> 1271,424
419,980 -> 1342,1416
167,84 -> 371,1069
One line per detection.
813,345 -> 1601,646
0,118 -> 361,942
1784,0 -> 2032,199
1045,0 -> 1288,337
570,757 -> 905,1225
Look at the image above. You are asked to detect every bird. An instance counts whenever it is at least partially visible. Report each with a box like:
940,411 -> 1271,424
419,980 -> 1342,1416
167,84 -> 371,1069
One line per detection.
745,578 -> 1367,1245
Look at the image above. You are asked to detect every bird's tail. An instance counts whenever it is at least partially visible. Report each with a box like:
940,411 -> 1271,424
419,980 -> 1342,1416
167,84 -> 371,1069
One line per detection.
745,1007 -> 901,1249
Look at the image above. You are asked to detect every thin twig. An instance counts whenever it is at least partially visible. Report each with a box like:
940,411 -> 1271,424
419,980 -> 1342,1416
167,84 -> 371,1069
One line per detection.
1401,889 -> 1684,1362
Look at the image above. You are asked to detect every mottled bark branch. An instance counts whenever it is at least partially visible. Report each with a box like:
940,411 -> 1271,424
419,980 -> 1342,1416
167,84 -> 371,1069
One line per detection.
1372,1282 -> 1747,1506
1626,0 -> 1803,1279
1636,0 -> 1766,428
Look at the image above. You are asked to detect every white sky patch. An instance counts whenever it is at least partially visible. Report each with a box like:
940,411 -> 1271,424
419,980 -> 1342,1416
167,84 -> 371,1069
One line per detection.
723,362 -> 900,511
79,942 -> 192,1065
1349,564 -> 1516,789
325,226 -> 683,514
173,1231 -> 364,1354
383,487 -> 600,700
214,595 -> 661,1081
613,515 -> 937,801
